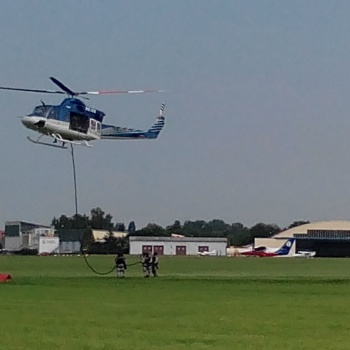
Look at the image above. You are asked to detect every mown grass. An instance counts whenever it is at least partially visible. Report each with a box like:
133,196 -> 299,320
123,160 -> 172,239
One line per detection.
1,256 -> 350,349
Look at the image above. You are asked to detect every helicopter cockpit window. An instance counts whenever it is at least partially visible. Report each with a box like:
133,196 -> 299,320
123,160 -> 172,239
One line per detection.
47,107 -> 58,120
31,106 -> 52,118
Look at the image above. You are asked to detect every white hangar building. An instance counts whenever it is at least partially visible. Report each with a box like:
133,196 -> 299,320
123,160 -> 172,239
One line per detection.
255,220 -> 350,257
129,236 -> 228,256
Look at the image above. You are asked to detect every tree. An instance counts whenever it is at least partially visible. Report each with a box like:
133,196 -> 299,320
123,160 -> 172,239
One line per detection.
137,223 -> 167,236
115,237 -> 129,254
115,222 -> 125,232
52,208 -> 114,230
166,220 -> 183,235
52,214 -> 90,230
250,223 -> 281,240
90,207 -> 113,230
52,215 -> 72,229
202,219 -> 231,237
128,221 -> 136,234
182,220 -> 206,237
226,222 -> 250,246
72,214 -> 90,229
81,229 -> 94,252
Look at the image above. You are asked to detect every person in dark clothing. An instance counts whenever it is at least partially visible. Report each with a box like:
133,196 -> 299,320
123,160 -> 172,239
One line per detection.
115,253 -> 127,278
141,252 -> 151,278
151,252 -> 159,277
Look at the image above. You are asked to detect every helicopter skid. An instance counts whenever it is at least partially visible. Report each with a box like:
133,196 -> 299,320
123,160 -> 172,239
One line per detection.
27,136 -> 68,149
52,133 -> 93,147
27,134 -> 93,149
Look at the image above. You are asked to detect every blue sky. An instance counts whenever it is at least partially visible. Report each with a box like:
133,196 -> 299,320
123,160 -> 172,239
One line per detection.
1,1 -> 350,230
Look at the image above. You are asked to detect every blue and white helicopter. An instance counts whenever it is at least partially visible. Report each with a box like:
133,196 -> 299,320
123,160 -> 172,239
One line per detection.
0,77 -> 165,148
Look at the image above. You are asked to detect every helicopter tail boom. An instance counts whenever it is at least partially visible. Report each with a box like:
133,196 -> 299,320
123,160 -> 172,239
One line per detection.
100,103 -> 165,140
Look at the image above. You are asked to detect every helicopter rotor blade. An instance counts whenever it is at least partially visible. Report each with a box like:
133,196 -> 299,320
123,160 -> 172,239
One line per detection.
81,89 -> 165,95
0,86 -> 64,94
49,77 -> 77,96
0,77 -> 164,99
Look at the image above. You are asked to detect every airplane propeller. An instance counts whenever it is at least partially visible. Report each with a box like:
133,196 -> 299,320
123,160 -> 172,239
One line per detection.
0,77 -> 164,99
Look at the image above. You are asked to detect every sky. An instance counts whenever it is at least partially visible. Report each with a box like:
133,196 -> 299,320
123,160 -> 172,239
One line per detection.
1,1 -> 350,230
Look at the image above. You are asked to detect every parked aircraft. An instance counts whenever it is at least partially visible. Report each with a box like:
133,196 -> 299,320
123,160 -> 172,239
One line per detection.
237,238 -> 295,257
293,250 -> 316,258
198,250 -> 217,256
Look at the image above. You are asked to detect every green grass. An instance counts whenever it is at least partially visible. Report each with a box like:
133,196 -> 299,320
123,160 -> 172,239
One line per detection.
1,256 -> 350,349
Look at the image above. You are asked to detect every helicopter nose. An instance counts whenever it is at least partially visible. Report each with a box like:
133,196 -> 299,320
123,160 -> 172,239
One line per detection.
21,116 -> 45,128
21,116 -> 32,127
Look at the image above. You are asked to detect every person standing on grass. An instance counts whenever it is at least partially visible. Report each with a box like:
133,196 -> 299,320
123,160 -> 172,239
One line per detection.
115,253 -> 127,278
141,252 -> 151,278
151,252 -> 159,277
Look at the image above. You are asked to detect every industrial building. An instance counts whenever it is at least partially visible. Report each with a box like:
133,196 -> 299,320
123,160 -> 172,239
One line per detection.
129,236 -> 227,256
56,229 -> 86,254
3,223 -> 128,255
4,222 -> 83,254
255,221 -> 350,257
4,221 -> 57,254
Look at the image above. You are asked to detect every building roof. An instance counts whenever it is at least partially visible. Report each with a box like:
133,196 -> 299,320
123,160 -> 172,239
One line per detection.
5,221 -> 51,228
129,236 -> 227,243
273,221 -> 350,238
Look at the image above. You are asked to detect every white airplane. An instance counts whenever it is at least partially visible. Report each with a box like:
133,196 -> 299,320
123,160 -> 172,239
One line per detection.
293,250 -> 316,258
198,250 -> 217,256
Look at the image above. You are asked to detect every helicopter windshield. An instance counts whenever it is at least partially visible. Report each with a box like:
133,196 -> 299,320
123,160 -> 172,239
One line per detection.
30,106 -> 52,118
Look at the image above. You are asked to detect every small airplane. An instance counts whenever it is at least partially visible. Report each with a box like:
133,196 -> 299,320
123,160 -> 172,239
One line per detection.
198,250 -> 217,256
0,77 -> 165,148
293,250 -> 316,258
237,238 -> 295,257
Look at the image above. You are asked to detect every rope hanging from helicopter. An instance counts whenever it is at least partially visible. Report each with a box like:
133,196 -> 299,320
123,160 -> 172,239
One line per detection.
69,144 -> 117,275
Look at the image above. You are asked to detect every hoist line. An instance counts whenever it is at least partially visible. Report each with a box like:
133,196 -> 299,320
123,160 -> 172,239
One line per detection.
69,144 -> 78,216
69,144 -> 116,275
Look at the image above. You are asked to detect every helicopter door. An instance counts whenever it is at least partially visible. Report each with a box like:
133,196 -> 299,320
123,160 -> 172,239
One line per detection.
69,112 -> 89,134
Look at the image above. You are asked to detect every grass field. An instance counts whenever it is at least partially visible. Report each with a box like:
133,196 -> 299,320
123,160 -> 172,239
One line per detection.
1,256 -> 350,349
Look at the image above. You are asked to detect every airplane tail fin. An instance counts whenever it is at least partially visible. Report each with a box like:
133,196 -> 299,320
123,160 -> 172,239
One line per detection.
147,103 -> 165,137
275,238 -> 295,255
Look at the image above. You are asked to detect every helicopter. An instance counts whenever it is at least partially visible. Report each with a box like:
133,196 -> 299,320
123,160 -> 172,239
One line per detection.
0,77 -> 165,148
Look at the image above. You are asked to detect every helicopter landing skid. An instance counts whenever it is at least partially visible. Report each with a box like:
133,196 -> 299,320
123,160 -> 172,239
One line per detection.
52,134 -> 93,147
27,136 -> 68,149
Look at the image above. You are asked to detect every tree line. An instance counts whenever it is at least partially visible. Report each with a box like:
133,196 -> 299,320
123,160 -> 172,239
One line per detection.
51,207 -> 309,246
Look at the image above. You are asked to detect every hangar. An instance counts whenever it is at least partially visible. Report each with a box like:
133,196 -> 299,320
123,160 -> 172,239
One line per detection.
129,236 -> 227,256
255,221 -> 350,257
